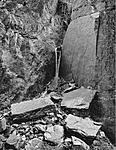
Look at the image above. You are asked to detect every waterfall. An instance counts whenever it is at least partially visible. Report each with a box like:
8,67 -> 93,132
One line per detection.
55,47 -> 61,78
47,46 -> 62,91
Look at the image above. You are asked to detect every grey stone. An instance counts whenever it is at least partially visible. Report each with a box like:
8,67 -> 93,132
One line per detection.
0,117 -> 7,132
60,15 -> 96,87
44,124 -> 64,144
6,130 -> 19,145
30,138 -> 42,148
62,87 -> 96,109
71,0 -> 94,20
11,95 -> 54,115
65,114 -> 101,137
72,136 -> 90,150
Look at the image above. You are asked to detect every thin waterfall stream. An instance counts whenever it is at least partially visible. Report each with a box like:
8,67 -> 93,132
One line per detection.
55,47 -> 61,79
48,46 -> 62,91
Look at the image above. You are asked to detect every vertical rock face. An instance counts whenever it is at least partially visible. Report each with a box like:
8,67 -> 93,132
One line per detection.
95,2 -> 115,119
95,9 -> 115,92
0,0 -> 71,108
60,1 -> 96,87
0,0 -> 115,115
60,0 -> 115,123
60,0 -> 115,94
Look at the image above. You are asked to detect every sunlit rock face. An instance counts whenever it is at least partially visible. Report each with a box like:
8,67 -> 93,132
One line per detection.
61,15 -> 96,87
60,0 -> 95,87
60,0 -> 115,91
0,0 -> 71,107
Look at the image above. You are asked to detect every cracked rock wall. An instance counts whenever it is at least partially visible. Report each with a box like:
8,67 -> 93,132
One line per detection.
0,0 -> 71,109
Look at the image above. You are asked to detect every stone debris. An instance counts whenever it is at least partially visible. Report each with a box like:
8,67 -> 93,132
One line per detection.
0,88 -> 114,150
6,130 -> 19,145
11,95 -> 54,115
25,138 -> 42,150
0,135 -> 6,149
62,85 -> 77,94
90,131 -> 114,150
72,136 -> 90,150
62,87 -> 96,109
65,114 -> 101,137
50,93 -> 63,104
0,0 -> 114,149
0,117 -> 7,132
44,124 -> 64,144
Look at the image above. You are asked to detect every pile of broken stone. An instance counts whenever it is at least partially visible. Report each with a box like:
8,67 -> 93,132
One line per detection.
0,86 -> 114,150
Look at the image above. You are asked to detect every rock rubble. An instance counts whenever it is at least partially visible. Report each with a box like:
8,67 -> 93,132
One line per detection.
0,86 -> 114,150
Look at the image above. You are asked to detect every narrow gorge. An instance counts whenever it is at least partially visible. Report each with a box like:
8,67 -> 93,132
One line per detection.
0,0 -> 115,150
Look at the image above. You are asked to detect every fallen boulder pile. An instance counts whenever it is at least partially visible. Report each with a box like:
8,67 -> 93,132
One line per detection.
0,87 -> 114,150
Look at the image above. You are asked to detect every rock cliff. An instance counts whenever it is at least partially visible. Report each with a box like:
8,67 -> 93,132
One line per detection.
0,0 -> 71,107
0,0 -> 115,147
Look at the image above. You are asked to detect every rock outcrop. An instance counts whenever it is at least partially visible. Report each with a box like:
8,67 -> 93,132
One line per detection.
0,0 -> 71,109
60,14 -> 97,87
0,0 -> 115,149
60,0 -> 115,144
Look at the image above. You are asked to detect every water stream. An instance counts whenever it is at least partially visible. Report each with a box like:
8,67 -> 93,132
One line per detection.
55,46 -> 61,78
48,46 -> 62,91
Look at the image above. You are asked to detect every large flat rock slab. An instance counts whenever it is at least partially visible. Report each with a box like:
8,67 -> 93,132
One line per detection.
61,87 -> 96,109
60,15 -> 96,87
11,95 -> 54,115
65,114 -> 101,137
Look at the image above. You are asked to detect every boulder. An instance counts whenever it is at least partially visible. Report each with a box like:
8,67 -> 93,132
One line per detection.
60,15 -> 96,87
29,138 -> 42,148
61,87 -> 96,109
6,130 -> 19,146
44,124 -> 64,144
65,114 -> 101,137
11,95 -> 54,115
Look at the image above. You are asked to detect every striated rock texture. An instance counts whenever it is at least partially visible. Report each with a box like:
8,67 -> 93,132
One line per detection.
94,0 -> 115,144
95,1 -> 115,117
60,0 -> 115,144
0,0 -> 71,109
